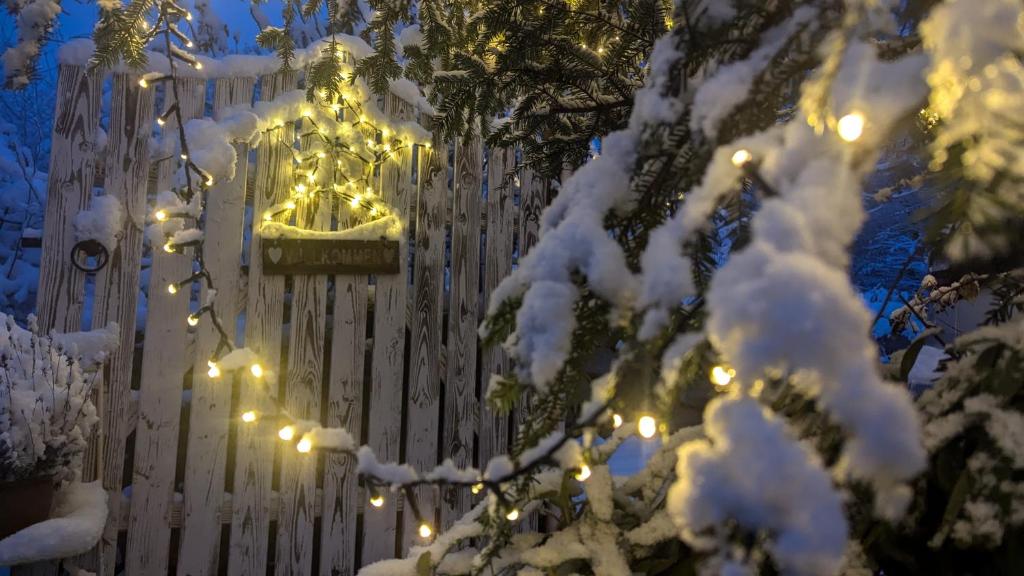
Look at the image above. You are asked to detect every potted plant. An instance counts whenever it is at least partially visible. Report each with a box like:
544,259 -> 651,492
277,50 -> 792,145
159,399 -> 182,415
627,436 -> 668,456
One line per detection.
0,314 -> 100,539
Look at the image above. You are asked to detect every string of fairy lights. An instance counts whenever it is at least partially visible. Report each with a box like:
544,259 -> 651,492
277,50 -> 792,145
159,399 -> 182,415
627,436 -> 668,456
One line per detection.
125,0 -> 870,541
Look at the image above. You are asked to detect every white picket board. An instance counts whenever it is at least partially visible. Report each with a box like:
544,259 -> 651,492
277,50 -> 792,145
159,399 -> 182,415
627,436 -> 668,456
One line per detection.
400,124 -> 447,551
479,147 -> 516,465
177,76 -> 256,576
229,72 -> 297,576
441,135 -> 483,528
35,64 -> 101,333
125,76 -> 207,576
360,93 -> 415,563
274,123 -> 332,576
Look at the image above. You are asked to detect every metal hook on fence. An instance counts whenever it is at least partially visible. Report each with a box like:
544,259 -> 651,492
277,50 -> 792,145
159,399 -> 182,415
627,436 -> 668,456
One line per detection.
70,239 -> 110,273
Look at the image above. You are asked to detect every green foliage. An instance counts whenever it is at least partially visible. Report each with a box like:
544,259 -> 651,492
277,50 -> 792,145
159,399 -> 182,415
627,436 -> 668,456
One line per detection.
90,0 -> 159,72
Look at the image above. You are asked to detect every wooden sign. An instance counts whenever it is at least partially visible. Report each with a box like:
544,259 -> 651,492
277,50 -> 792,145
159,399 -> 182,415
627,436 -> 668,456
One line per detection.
261,238 -> 400,275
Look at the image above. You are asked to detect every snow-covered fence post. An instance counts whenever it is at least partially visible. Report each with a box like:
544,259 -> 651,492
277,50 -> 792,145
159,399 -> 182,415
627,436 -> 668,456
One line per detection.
228,71 -> 297,576
479,146 -> 516,465
176,75 -> 256,576
124,76 -> 206,576
441,134 -> 483,529
35,64 -> 101,333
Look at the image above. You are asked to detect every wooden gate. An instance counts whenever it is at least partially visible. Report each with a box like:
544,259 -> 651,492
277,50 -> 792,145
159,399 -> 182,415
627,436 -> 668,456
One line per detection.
25,49 -> 549,575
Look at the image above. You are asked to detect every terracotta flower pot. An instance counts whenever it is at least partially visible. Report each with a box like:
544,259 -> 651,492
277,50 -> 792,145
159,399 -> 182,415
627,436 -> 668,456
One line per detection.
0,476 -> 55,539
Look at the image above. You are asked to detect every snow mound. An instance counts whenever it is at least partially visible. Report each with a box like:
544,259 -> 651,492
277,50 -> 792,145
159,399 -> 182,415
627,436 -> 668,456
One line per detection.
0,481 -> 107,565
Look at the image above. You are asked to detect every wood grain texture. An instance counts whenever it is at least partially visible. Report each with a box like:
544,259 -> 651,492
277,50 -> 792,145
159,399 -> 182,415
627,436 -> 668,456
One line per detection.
400,128 -> 447,552
83,73 -> 154,576
228,72 -> 297,576
274,125 -> 332,576
125,76 -> 206,576
35,64 -> 101,333
177,76 -> 255,576
441,135 -> 482,529
479,147 -> 516,465
360,94 -> 415,564
319,268 -> 366,575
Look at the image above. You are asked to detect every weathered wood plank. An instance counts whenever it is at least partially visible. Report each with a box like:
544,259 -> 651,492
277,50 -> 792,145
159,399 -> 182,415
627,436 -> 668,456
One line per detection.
83,73 -> 155,576
320,85 -> 370,576
35,64 -> 101,333
126,76 -> 207,576
401,129 -> 447,551
360,94 -> 415,564
479,147 -> 516,465
177,76 -> 255,576
441,135 -> 482,529
319,269 -> 367,575
275,125 -> 332,576
229,72 -> 297,576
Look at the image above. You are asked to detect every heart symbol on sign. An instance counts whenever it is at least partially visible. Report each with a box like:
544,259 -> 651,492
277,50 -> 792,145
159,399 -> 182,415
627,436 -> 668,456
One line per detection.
267,246 -> 283,264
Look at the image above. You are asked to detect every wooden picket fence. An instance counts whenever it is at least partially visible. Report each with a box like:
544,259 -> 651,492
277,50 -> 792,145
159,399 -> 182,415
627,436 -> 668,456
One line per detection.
25,55 -> 549,576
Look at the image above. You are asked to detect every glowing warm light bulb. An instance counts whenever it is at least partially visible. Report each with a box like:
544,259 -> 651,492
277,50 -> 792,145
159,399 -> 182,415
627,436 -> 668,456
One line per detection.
167,283 -> 178,295
296,436 -> 313,453
330,103 -> 341,112
206,176 -> 214,186
369,494 -> 385,508
350,195 -> 361,208
207,361 -> 221,379
710,365 -> 736,387
506,509 -> 520,521
837,112 -> 865,142
263,211 -> 273,221
471,483 -> 483,495
638,415 -> 657,439
241,410 -> 258,423
612,413 -> 623,429
155,209 -> 168,221
180,153 -> 188,161
575,464 -> 591,481
250,363 -> 264,378
285,200 -> 297,210
295,183 -> 307,194
163,242 -> 175,253
424,142 -> 431,149
156,117 -> 166,126
138,78 -> 149,88
418,523 -> 432,539
302,109 -> 313,118
193,61 -> 202,70
278,425 -> 296,441
316,151 -> 326,159
731,149 -> 752,167
186,40 -> 194,48
187,314 -> 200,327
185,11 -> 193,20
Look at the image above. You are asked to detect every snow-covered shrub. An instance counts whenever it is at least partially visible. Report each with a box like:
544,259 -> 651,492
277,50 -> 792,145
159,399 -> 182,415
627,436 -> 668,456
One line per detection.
0,314 -> 99,484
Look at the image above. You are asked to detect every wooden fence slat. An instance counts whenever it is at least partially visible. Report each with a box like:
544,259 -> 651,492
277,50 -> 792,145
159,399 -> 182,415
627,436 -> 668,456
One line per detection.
177,76 -> 256,576
125,76 -> 207,576
228,72 -> 297,576
360,94 -> 415,563
274,125 -> 332,576
441,135 -> 483,528
319,270 -> 366,575
318,105 -> 370,575
479,147 -> 516,465
400,127 -> 447,552
86,72 -> 155,576
35,64 -> 101,333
